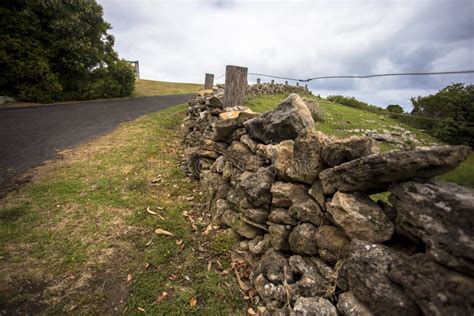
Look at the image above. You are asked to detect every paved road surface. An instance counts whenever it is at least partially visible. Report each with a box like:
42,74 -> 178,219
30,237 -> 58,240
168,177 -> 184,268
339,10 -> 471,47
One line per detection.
0,94 -> 193,194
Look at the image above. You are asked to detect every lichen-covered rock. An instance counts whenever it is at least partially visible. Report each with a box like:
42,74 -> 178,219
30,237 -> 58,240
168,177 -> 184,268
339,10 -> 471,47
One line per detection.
244,94 -> 314,144
289,256 -> 329,298
255,249 -> 293,284
327,192 -> 394,243
339,240 -> 420,316
289,198 -> 323,226
337,292 -> 373,316
315,225 -> 350,265
254,274 -> 298,308
389,180 -> 474,276
249,234 -> 272,255
271,182 -> 308,208
321,136 -> 379,167
291,297 -> 337,316
268,209 -> 298,226
243,208 -> 269,224
239,167 -> 274,207
388,253 -> 474,316
308,180 -> 326,211
221,209 -> 263,239
289,223 -> 318,255
269,225 -> 291,251
212,106 -> 258,141
320,145 -> 471,194
225,141 -> 265,172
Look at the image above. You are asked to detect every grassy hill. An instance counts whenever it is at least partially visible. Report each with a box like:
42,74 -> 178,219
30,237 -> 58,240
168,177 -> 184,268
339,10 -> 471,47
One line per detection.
246,94 -> 473,188
132,79 -> 202,97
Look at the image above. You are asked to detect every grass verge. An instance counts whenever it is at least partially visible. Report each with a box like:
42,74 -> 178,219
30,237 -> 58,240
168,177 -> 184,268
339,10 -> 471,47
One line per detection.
0,104 -> 243,314
133,79 -> 202,97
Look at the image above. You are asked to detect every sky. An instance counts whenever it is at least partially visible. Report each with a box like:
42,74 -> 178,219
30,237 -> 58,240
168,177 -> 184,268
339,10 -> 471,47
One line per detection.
98,0 -> 474,110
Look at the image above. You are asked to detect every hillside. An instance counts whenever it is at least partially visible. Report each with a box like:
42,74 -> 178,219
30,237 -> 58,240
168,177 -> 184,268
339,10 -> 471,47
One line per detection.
132,79 -> 202,97
246,93 -> 473,187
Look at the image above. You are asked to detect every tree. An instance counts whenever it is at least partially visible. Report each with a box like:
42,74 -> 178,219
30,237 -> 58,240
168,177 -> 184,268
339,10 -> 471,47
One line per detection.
386,104 -> 404,113
0,0 -> 135,102
409,83 -> 474,146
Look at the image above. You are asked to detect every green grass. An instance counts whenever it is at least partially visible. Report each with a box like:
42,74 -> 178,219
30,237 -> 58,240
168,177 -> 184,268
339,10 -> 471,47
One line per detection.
246,94 -> 474,187
132,79 -> 202,97
0,104 -> 243,314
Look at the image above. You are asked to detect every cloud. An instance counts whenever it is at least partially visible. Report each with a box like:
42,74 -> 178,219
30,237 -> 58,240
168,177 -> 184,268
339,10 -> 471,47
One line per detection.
98,0 -> 474,109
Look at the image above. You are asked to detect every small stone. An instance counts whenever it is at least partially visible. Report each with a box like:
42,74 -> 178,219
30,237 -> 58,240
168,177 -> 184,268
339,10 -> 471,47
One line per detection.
315,225 -> 350,265
248,234 -> 272,255
291,297 -> 337,316
321,136 -> 379,167
289,223 -> 318,255
327,192 -> 394,243
337,292 -> 373,316
289,198 -> 323,226
268,224 -> 291,251
268,208 -> 298,226
221,209 -> 263,239
271,182 -> 308,208
243,208 -> 269,224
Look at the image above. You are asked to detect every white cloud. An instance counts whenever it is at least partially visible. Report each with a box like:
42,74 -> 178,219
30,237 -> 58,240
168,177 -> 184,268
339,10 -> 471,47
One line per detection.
99,0 -> 474,109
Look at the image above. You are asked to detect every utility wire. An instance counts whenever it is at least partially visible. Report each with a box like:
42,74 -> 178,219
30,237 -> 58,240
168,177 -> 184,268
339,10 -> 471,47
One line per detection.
248,70 -> 474,82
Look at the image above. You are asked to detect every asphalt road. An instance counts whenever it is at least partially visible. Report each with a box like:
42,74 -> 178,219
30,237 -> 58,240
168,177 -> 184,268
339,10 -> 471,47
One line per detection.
0,94 -> 193,194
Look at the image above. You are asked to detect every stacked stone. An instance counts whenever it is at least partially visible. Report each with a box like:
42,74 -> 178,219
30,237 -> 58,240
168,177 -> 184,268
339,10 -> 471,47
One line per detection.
246,83 -> 311,97
181,90 -> 473,315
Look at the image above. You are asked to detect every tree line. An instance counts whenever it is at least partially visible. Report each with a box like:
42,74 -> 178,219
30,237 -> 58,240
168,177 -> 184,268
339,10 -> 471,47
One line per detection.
0,0 -> 135,103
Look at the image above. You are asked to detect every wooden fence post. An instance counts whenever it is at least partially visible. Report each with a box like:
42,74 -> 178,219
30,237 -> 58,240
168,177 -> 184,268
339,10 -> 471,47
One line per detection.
223,65 -> 248,107
285,81 -> 288,85
296,82 -> 299,87
271,79 -> 275,84
204,73 -> 214,89
257,78 -> 261,84
305,84 -> 308,90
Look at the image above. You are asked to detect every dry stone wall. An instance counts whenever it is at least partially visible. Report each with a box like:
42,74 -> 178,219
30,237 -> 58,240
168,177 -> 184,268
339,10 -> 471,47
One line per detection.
181,86 -> 474,315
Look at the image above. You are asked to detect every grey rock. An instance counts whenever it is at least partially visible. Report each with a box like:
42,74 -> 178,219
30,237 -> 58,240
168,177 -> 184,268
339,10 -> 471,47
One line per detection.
239,167 -> 274,207
289,256 -> 329,298
315,225 -> 350,265
389,180 -> 474,276
327,192 -> 394,243
269,224 -> 291,251
271,182 -> 308,208
225,141 -> 265,172
243,208 -> 269,224
254,274 -> 298,308
268,209 -> 298,226
320,145 -> 471,194
221,209 -> 263,239
388,253 -> 474,316
289,198 -> 323,226
311,258 -> 335,282
339,239 -> 420,316
308,180 -> 326,211
289,223 -> 318,255
337,292 -> 373,316
212,107 -> 258,141
321,136 -> 379,167
244,94 -> 314,144
249,234 -> 272,255
291,297 -> 337,316
256,249 -> 293,284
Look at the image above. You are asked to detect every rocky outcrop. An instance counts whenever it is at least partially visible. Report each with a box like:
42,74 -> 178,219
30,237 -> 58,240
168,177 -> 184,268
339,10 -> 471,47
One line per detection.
181,87 -> 473,315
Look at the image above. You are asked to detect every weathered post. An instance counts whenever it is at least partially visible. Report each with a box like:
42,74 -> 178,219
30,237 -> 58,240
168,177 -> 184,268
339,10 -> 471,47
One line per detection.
257,78 -> 261,84
223,65 -> 248,107
296,82 -> 299,87
305,84 -> 308,90
285,81 -> 288,85
204,73 -> 214,89
271,79 -> 275,84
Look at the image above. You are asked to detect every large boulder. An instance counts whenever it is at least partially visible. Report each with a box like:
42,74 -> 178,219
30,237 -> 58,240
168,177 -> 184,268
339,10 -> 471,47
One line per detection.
315,225 -> 350,265
321,136 -> 379,167
291,297 -> 337,316
289,223 -> 319,255
244,94 -> 314,144
320,145 -> 471,194
339,240 -> 420,316
388,253 -> 474,316
327,192 -> 394,243
389,180 -> 474,276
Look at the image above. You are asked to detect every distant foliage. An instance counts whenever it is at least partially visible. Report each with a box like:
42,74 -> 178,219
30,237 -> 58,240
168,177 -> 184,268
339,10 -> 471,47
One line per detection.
386,104 -> 404,113
0,0 -> 135,102
405,83 -> 474,146
326,95 -> 384,113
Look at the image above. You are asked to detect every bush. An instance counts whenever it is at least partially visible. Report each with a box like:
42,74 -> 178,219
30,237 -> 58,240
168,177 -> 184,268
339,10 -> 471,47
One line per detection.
326,95 -> 385,113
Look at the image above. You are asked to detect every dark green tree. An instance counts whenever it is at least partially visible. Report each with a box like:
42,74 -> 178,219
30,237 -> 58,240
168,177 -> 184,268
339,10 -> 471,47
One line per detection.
0,0 -> 135,102
386,104 -> 404,113
409,83 -> 474,146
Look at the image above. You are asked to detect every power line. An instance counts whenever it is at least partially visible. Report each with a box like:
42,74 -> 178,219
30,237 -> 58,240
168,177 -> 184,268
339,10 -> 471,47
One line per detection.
248,70 -> 474,82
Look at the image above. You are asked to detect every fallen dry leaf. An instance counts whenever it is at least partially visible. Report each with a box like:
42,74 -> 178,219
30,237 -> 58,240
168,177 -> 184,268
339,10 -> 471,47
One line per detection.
247,307 -> 257,315
155,292 -> 169,304
202,224 -> 213,236
176,239 -> 183,245
189,297 -> 197,307
145,239 -> 153,246
144,263 -> 150,269
155,228 -> 174,236
207,261 -> 212,272
137,307 -> 146,312
127,274 -> 133,283
169,274 -> 178,281
146,207 -> 157,215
